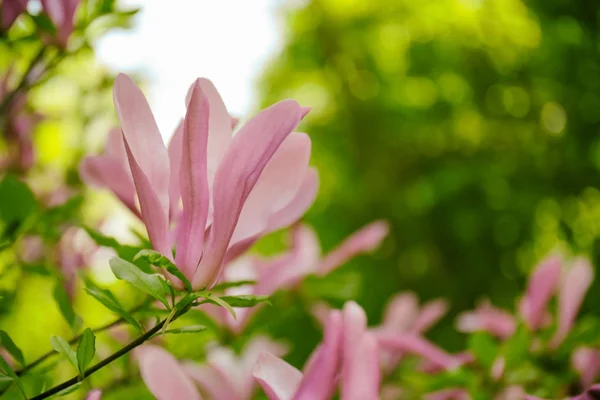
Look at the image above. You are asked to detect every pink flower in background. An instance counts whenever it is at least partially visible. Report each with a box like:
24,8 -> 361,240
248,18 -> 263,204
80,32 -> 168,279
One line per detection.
40,0 -> 79,48
254,301 -> 380,400
85,390 -> 101,400
1,0 -> 28,31
573,347 -> 600,389
370,291 -> 448,372
200,221 -> 388,334
455,254 -> 594,349
81,74 -> 316,289
57,226 -> 98,297
182,337 -> 287,400
0,67 -> 43,172
456,299 -> 516,340
137,336 -> 287,400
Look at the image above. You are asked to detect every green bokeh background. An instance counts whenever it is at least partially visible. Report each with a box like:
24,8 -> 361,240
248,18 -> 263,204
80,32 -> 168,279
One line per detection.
2,0 -> 600,398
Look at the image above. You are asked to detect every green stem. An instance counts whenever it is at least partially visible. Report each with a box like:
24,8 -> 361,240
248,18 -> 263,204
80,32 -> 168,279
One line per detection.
16,302 -> 149,376
29,318 -> 168,400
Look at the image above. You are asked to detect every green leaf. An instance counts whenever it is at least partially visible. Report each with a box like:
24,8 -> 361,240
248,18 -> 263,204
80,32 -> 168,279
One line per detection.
211,280 -> 256,292
134,249 -> 192,292
503,324 -> 531,369
110,257 -> 170,308
30,13 -> 57,34
51,336 -> 78,371
0,331 -> 24,366
199,294 -> 236,319
0,175 -> 37,225
0,356 -> 26,399
219,294 -> 271,308
164,325 -> 207,334
53,282 -> 81,330
467,332 -> 498,370
0,372 -> 12,383
76,329 -> 95,375
83,226 -> 121,248
83,282 -> 142,333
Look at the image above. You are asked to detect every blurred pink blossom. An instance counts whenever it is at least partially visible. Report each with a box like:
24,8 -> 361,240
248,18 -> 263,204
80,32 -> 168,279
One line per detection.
253,301 -> 380,400
1,0 -> 27,31
137,336 -> 287,400
572,347 -> 600,389
201,221 -> 388,334
41,0 -> 80,48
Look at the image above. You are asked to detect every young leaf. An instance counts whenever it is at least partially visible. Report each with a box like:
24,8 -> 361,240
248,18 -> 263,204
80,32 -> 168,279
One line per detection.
76,329 -> 96,375
0,372 -> 12,383
51,336 -> 78,371
134,249 -> 192,292
211,280 -> 256,292
83,282 -> 142,333
164,325 -> 207,334
0,175 -> 38,225
53,282 -> 80,330
109,257 -> 170,308
199,294 -> 236,319
0,331 -> 24,366
467,332 -> 498,370
219,295 -> 271,308
0,356 -> 26,399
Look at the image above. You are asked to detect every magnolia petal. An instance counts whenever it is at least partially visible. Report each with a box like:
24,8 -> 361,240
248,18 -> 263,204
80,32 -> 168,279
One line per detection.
342,302 -> 379,400
231,132 -> 312,245
294,310 -> 342,400
137,346 -> 202,400
113,73 -> 170,215
378,292 -> 420,334
79,156 -> 139,218
168,121 -> 184,220
551,257 -> 594,348
266,168 -> 319,232
378,333 -> 461,370
183,362 -> 239,400
175,81 -> 210,279
195,78 -> 233,187
413,299 -> 448,333
571,385 -> 600,400
123,139 -> 171,258
254,352 -> 303,400
519,254 -> 562,331
318,220 -> 389,275
572,347 -> 600,389
193,100 -> 304,289
2,0 -> 28,31
254,224 -> 322,295
456,300 -> 516,340
85,390 -> 102,400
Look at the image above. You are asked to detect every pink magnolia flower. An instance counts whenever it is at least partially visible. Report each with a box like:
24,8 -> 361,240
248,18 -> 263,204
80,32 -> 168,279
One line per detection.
1,0 -> 27,31
81,74 -> 317,290
85,390 -> 101,400
425,389 -> 470,400
137,336 -> 287,400
371,291 -> 448,372
573,347 -> 600,389
456,254 -> 594,349
456,299 -> 516,340
200,221 -> 388,333
253,301 -> 380,400
41,0 -> 79,48
182,337 -> 287,400
0,67 -> 43,171
57,226 -> 98,297
518,254 -> 562,331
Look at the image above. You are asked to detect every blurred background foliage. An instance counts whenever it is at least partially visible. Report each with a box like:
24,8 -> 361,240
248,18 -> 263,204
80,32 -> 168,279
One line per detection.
258,0 -> 600,354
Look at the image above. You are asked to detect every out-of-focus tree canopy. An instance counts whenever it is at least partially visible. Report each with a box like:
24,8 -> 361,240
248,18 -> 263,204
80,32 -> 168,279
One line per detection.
259,0 -> 600,349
